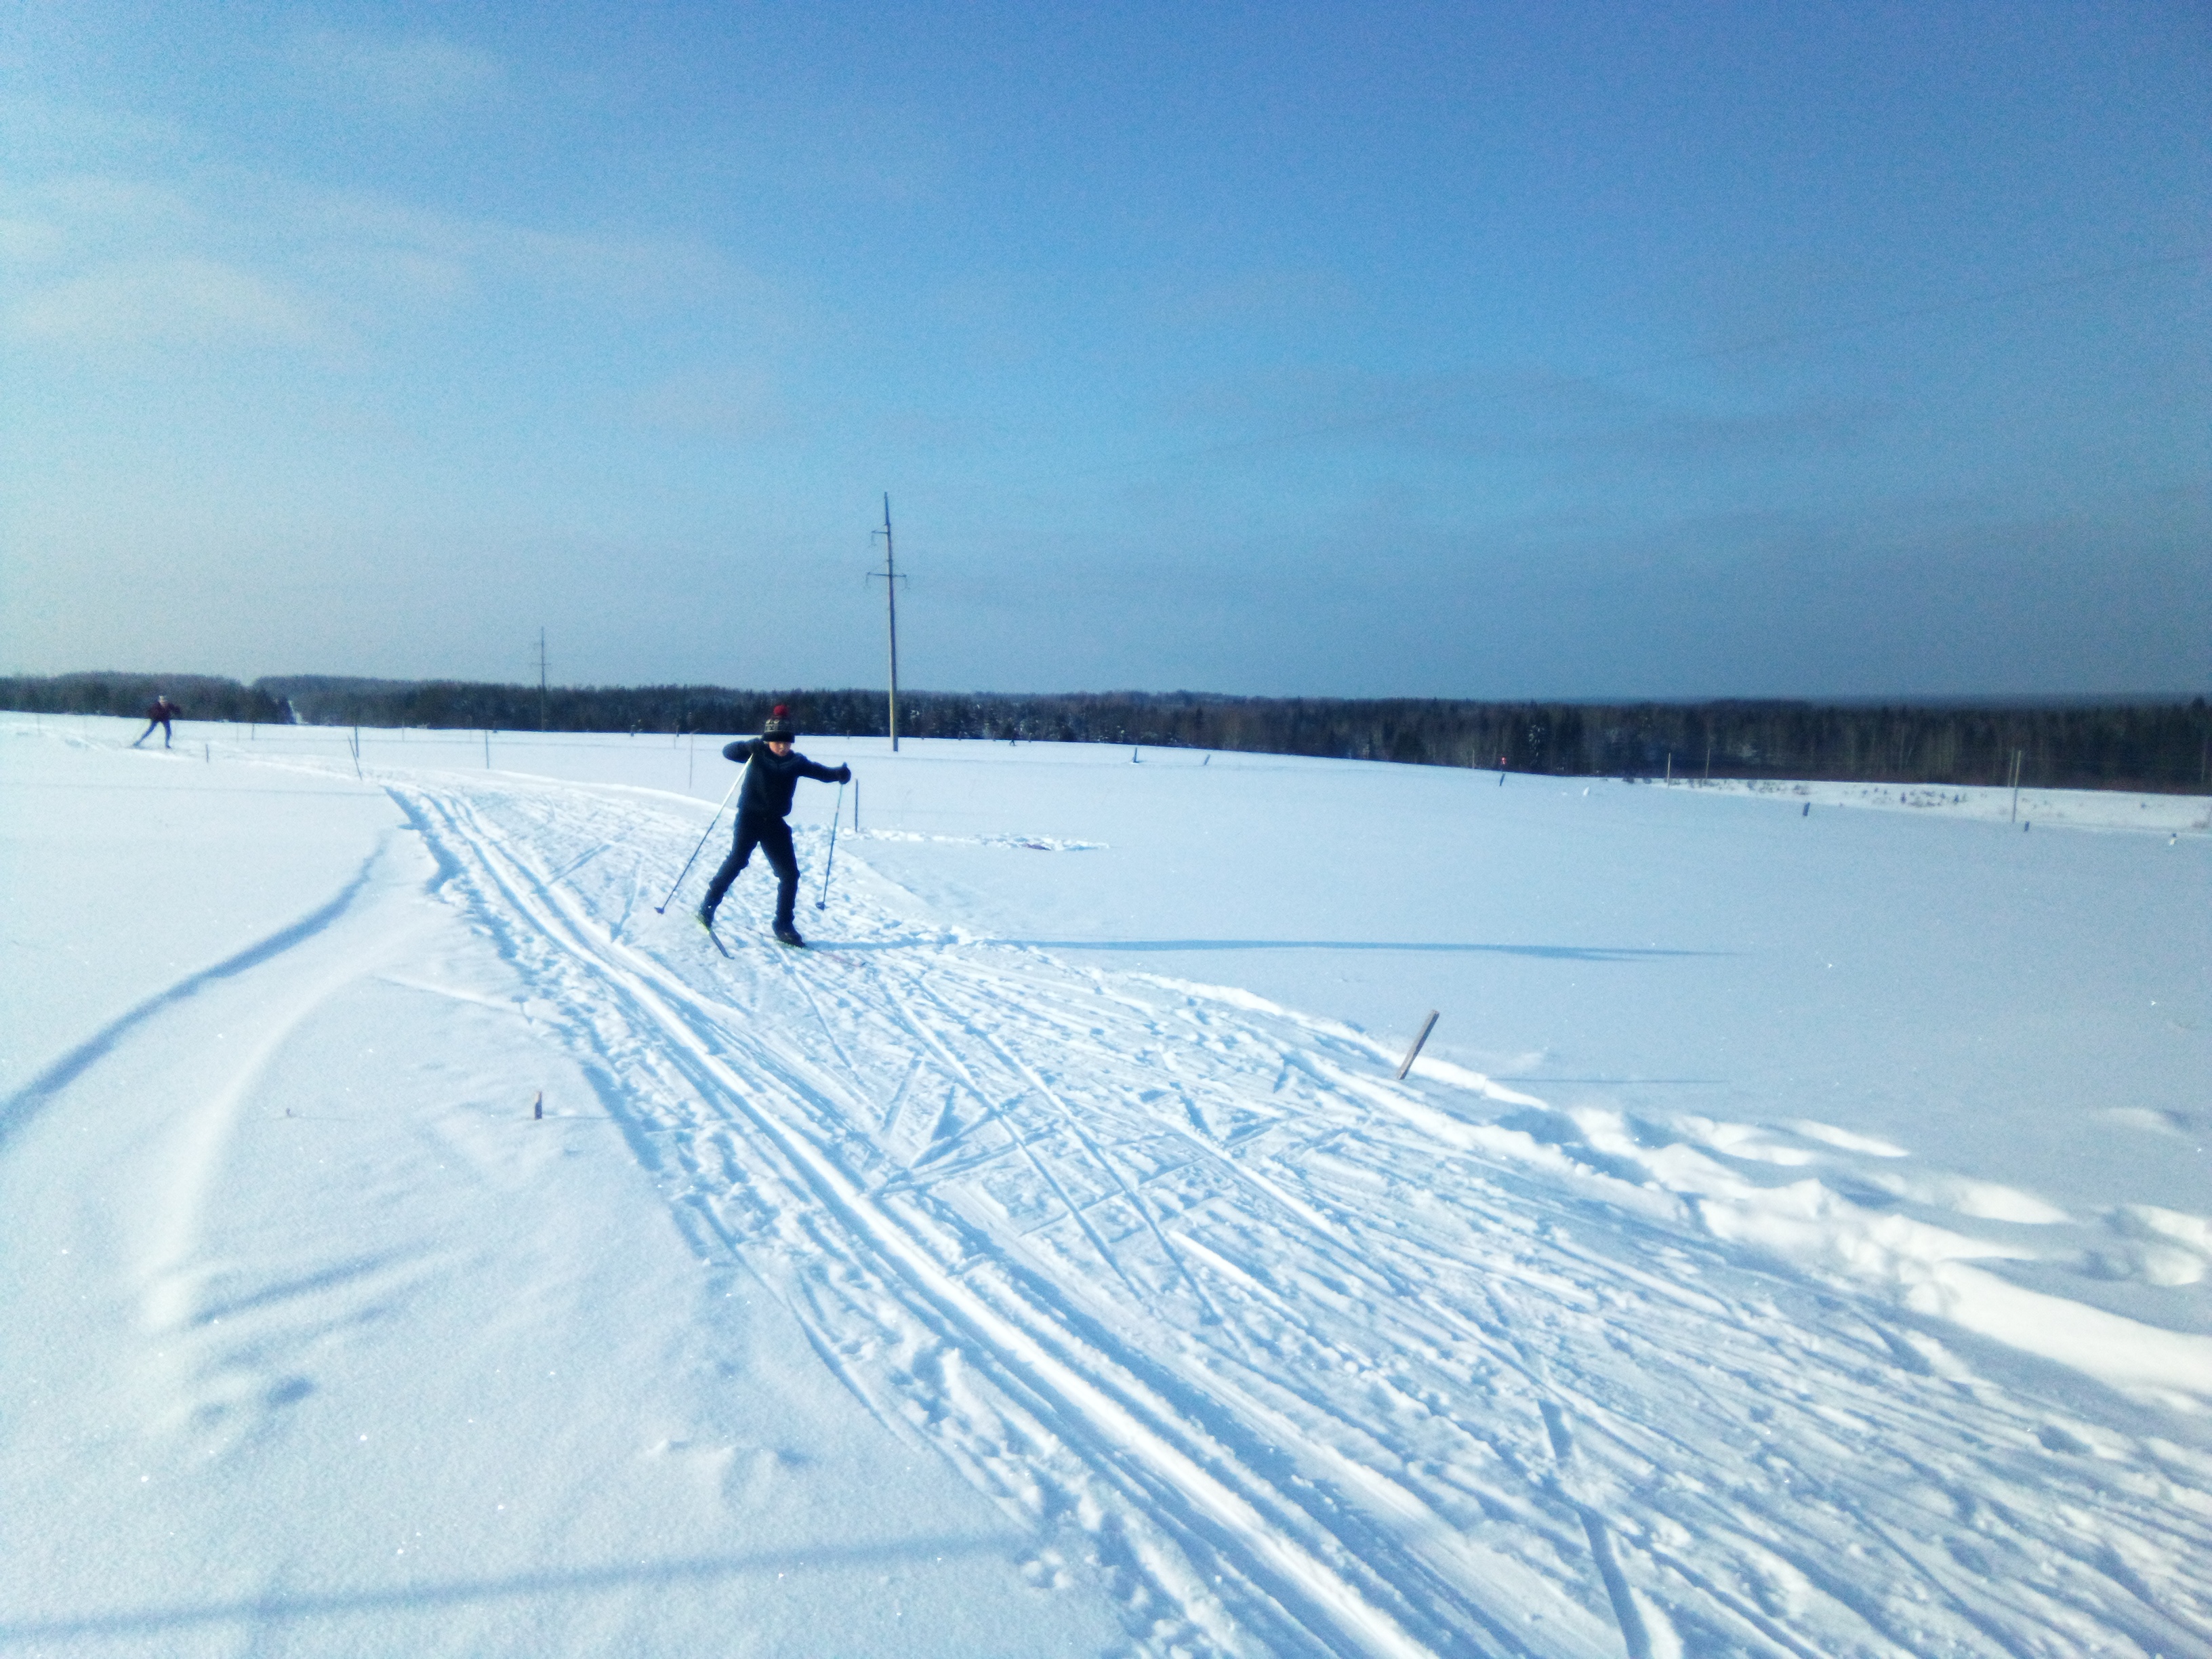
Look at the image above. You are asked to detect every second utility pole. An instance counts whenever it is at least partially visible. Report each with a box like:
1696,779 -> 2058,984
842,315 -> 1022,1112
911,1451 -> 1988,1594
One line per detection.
871,494 -> 905,752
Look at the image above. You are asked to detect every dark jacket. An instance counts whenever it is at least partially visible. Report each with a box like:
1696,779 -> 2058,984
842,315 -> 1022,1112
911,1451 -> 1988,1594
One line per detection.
722,739 -> 847,819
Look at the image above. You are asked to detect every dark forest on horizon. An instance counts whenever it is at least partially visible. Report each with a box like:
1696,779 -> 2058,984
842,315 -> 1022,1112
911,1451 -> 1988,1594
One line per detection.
6,670 -> 2208,793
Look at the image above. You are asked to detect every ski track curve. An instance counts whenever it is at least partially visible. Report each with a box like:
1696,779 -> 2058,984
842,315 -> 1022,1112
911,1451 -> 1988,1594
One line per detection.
363,766 -> 2211,1659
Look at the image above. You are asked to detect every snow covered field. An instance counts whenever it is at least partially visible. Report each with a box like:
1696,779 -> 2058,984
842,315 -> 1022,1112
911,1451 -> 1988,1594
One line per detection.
3,713 -> 2207,1658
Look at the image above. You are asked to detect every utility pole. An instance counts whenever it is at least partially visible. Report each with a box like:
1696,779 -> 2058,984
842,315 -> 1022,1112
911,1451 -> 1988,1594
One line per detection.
537,628 -> 549,732
869,495 -> 906,752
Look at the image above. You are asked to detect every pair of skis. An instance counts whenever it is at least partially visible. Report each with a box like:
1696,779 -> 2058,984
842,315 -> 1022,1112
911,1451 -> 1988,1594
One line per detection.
695,914 -> 806,956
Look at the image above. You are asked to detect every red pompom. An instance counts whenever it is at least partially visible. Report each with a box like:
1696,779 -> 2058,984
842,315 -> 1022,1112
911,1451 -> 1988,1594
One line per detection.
773,704 -> 788,716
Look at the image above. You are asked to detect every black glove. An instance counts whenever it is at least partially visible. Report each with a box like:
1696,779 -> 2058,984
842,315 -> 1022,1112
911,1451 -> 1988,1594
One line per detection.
834,764 -> 853,783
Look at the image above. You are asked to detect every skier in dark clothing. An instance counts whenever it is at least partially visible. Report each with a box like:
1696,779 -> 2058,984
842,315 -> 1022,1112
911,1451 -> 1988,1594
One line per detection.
699,705 -> 850,947
132,695 -> 181,748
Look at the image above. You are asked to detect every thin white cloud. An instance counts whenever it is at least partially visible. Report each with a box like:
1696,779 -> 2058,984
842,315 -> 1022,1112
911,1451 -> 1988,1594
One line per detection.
1,129 -> 773,365
286,27 -> 504,115
33,175 -> 199,226
0,218 -> 67,266
632,367 -> 789,440
306,191 -> 734,308
1,166 -> 747,353
10,257 -> 325,348
0,176 -> 199,272
322,245 -> 476,307
0,92 -> 192,169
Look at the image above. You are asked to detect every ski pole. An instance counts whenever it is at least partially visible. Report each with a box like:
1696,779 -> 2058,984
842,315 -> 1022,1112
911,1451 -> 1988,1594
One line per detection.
654,776 -> 741,914
815,780 -> 845,910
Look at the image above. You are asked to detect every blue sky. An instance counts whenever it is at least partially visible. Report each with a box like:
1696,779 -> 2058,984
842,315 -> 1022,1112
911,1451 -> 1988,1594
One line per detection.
3,2 -> 2205,697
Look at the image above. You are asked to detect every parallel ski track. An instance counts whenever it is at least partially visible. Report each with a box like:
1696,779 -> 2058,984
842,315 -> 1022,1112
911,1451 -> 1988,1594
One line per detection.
390,771 -> 2212,1659
401,782 -> 1453,1658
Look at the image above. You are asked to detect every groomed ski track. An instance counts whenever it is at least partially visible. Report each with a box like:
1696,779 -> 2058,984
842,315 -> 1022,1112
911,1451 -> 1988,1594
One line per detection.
379,761 -> 2207,1659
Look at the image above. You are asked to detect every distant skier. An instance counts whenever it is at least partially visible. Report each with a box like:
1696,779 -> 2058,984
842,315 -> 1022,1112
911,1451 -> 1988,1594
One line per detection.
132,694 -> 182,748
698,706 -> 850,947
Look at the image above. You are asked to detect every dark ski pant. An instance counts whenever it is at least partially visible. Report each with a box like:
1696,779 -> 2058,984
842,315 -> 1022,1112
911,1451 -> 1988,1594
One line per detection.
703,812 -> 799,928
134,719 -> 172,748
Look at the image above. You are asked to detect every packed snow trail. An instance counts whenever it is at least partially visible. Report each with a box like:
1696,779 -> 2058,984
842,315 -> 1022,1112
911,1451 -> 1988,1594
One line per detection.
373,762 -> 2212,1659
2,729 -> 1132,1658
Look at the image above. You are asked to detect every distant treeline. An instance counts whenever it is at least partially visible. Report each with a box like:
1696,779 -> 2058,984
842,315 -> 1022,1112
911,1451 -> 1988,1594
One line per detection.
7,672 -> 2209,792
2,671 -> 289,724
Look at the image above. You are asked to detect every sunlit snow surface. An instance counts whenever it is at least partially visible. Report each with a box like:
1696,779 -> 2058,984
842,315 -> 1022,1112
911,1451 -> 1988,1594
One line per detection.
3,716 -> 2209,1658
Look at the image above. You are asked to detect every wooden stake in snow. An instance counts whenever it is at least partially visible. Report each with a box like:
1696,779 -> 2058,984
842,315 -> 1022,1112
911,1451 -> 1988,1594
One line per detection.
1397,1010 -> 1439,1080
